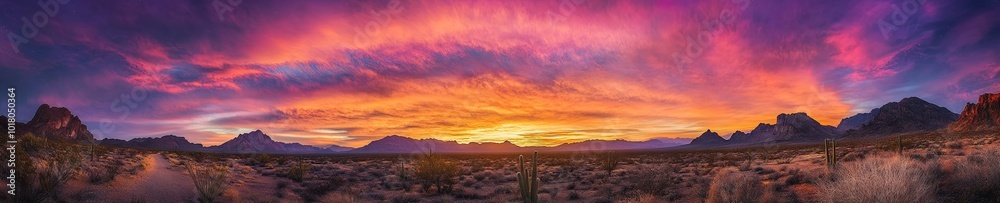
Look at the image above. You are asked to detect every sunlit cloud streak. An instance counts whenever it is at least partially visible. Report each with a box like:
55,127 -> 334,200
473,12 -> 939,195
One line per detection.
1,0 -> 998,147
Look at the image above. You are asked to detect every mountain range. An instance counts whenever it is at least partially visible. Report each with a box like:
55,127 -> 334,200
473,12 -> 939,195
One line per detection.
6,93 -> 1000,153
684,95 -> 988,147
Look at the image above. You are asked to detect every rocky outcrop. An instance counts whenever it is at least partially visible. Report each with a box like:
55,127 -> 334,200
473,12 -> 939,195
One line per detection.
25,104 -> 94,142
689,130 -> 727,145
837,108 -> 880,131
844,97 -> 958,137
729,113 -> 840,144
949,93 -> 1000,132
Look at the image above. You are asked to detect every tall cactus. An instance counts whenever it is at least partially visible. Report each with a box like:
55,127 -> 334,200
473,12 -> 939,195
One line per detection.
517,151 -> 539,203
604,151 -> 619,176
824,139 -> 836,170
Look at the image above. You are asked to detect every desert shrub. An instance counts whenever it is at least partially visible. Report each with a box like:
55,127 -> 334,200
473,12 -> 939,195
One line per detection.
285,162 -> 310,182
473,172 -> 487,181
817,156 -> 935,203
252,154 -> 272,166
37,147 -> 84,201
568,191 -> 581,200
940,150 -> 1000,202
706,171 -> 762,203
86,164 -> 119,184
3,149 -> 43,202
390,193 -> 422,203
633,166 -> 675,196
185,162 -> 229,203
414,152 -> 460,194
300,176 -> 346,202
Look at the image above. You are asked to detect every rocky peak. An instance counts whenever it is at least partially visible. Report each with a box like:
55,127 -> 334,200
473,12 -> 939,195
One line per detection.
776,113 -> 822,126
26,104 -> 94,142
728,130 -> 750,142
949,93 -> 1000,132
690,129 -> 726,145
845,97 -> 957,137
216,130 -> 327,154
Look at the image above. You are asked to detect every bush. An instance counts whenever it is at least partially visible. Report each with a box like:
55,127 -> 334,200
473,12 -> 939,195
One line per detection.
817,156 -> 935,203
285,162 -> 310,182
185,162 -> 229,203
86,165 -> 118,184
706,171 -> 762,203
37,146 -> 84,201
633,166 -> 675,196
414,152 -> 460,194
252,154 -> 272,166
300,176 -> 345,202
940,150 -> 1000,202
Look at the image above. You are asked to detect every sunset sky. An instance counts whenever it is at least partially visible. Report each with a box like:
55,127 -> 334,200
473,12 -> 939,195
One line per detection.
2,0 -> 999,147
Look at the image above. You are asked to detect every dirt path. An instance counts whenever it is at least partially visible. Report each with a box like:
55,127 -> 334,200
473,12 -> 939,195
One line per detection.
70,153 -> 198,203
121,153 -> 198,202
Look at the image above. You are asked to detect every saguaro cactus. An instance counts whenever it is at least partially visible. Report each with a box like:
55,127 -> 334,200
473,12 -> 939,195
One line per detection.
604,151 -> 619,176
517,151 -> 539,203
824,139 -> 836,170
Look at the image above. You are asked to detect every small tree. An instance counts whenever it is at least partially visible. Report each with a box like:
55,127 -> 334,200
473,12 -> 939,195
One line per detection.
414,151 -> 460,194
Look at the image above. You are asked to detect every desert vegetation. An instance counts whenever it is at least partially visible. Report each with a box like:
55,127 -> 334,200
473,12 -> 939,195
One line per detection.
4,131 -> 999,202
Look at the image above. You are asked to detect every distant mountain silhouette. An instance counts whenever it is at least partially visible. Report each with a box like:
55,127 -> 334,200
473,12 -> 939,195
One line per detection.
24,104 -> 94,142
949,93 -> 1000,132
689,129 -> 727,145
837,108 -> 880,131
212,130 -> 332,154
100,135 -> 206,151
728,130 -> 750,143
324,145 -> 354,152
551,139 -> 685,151
726,113 -> 840,145
844,97 -> 958,138
347,135 -> 524,154
345,135 -> 683,154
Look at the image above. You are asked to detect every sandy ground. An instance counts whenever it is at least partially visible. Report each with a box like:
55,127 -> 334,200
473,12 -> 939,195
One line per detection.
65,153 -> 300,203
67,153 -> 198,202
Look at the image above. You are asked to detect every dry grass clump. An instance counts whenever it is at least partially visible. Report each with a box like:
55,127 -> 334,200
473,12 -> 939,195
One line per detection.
85,164 -> 118,184
184,162 -> 230,203
940,150 -> 1000,202
818,155 -> 935,203
706,170 -> 763,203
